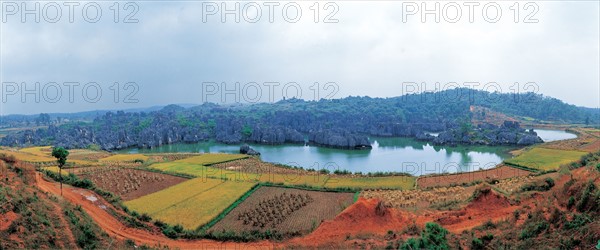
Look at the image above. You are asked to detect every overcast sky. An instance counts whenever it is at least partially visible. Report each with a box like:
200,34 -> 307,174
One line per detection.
1,1 -> 598,115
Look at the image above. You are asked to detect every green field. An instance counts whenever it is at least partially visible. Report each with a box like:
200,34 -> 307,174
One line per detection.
324,175 -> 416,190
504,147 -> 588,171
124,178 -> 255,229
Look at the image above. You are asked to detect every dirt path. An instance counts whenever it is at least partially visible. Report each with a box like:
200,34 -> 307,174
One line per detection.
35,173 -> 277,249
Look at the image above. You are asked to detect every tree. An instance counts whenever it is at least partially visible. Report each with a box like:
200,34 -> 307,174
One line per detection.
51,147 -> 69,196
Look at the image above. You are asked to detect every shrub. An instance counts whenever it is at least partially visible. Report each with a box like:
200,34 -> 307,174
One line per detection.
567,196 -> 575,209
564,214 -> 592,230
520,178 -> 555,192
162,226 -> 178,239
576,181 -> 597,212
519,220 -> 549,240
319,169 -> 330,174
138,213 -> 152,222
471,238 -> 485,250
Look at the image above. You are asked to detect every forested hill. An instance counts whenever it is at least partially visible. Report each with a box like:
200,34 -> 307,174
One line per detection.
1,88 -> 598,150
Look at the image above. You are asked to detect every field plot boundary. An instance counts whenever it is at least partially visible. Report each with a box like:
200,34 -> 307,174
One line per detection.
199,183 -> 261,231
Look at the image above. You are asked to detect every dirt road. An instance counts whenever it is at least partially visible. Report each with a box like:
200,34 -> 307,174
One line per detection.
35,173 -> 277,249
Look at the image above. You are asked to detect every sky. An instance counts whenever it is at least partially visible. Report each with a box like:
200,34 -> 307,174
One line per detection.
1,1 -> 599,115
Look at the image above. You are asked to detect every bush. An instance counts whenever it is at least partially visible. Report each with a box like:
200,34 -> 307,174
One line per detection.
564,214 -> 592,230
471,238 -> 485,250
596,163 -> 600,172
319,169 -> 330,174
400,223 -> 449,250
138,213 -> 152,222
519,220 -> 549,240
520,178 -> 555,192
162,226 -> 178,239
567,196 -> 575,209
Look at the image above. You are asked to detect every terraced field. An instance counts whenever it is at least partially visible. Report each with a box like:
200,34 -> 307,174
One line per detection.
99,154 -> 149,163
174,154 -> 248,165
124,178 -> 255,230
504,147 -> 588,171
417,165 -> 532,189
324,175 -> 416,190
0,148 -> 55,162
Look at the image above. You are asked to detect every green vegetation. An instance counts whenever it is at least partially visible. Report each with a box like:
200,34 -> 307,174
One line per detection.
504,148 -> 588,171
400,223 -> 449,250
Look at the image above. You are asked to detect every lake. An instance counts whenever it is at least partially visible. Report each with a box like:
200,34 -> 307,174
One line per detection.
118,130 -> 576,176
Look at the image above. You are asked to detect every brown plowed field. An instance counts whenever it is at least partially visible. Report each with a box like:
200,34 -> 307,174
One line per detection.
81,169 -> 188,200
417,165 -> 532,189
210,186 -> 354,234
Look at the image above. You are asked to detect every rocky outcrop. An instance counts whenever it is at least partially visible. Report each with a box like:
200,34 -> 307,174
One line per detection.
240,144 -> 260,155
247,126 -> 304,144
308,129 -> 372,150
432,122 -> 543,146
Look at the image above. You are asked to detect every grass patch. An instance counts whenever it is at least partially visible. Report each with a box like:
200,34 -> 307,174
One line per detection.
504,148 -> 588,171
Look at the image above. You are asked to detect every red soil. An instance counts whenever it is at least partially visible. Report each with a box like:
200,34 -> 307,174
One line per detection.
0,211 -> 18,231
432,188 -> 516,233
288,197 -> 413,247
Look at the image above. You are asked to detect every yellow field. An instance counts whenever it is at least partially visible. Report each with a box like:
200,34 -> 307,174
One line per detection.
99,154 -> 149,162
19,146 -> 52,156
124,178 -> 255,229
174,153 -> 247,165
504,147 -> 588,171
41,166 -> 70,176
324,175 -> 416,190
255,173 -> 329,187
0,149 -> 55,162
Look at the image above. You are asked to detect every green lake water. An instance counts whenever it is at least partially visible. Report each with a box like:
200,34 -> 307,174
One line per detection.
118,130 -> 575,176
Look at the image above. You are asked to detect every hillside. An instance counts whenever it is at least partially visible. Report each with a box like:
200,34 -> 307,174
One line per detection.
0,158 -> 133,249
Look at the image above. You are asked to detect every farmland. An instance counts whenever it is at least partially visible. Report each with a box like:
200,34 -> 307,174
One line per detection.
504,147 -> 588,171
98,154 -> 149,163
0,148 -> 55,162
124,178 -> 255,229
210,186 -> 354,235
174,153 -> 248,165
417,165 -> 532,189
324,175 -> 416,190
361,186 -> 474,210
80,168 -> 188,200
